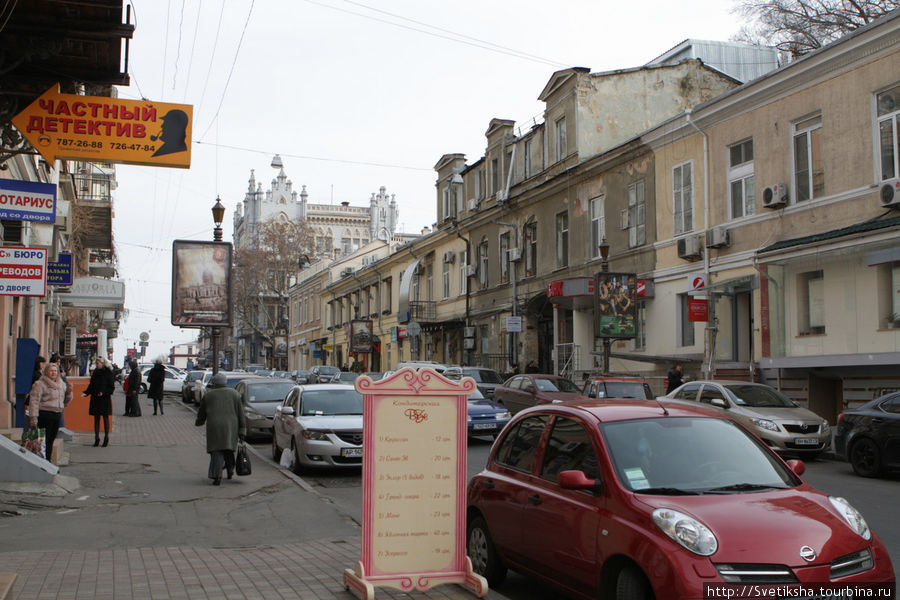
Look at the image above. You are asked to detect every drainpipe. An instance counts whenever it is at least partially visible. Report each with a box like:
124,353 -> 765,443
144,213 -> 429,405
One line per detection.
328,288 -> 338,367
371,262 -> 385,369
453,221 -> 472,364
685,108 -> 715,378
495,221 -> 519,369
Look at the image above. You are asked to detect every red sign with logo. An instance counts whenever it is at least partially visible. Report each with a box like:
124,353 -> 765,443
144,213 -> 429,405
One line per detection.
688,298 -> 708,322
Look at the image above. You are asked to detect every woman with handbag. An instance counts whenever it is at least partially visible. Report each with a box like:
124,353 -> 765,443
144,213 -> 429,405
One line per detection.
28,362 -> 73,462
83,357 -> 115,446
195,373 -> 246,485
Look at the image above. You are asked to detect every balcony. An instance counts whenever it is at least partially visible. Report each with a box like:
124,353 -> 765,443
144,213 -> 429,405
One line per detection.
409,301 -> 437,322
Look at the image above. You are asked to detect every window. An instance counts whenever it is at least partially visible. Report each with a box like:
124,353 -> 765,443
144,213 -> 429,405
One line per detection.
793,115 -> 824,202
478,239 -> 489,287
673,162 -> 693,235
628,180 -> 646,247
540,417 -> 600,482
475,168 -> 483,200
523,221 -> 537,277
728,140 -> 755,218
678,293 -> 695,346
442,187 -> 450,221
495,415 -> 548,472
426,263 -> 433,302
798,270 -> 825,334
555,116 -> 567,162
524,139 -> 533,178
633,300 -> 646,350
442,260 -> 450,300
590,196 -> 605,258
383,278 -> 392,314
505,150 -> 513,186
480,324 -> 490,354
491,158 -> 499,195
411,269 -> 420,301
342,238 -> 351,255
499,231 -> 510,283
459,251 -> 467,296
556,211 -> 568,268
877,85 -> 900,180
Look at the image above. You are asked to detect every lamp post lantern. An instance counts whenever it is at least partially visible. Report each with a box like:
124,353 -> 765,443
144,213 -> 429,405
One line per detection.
599,237 -> 611,375
210,197 -> 226,373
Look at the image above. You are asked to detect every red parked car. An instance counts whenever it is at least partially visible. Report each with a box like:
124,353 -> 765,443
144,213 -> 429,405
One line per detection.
492,373 -> 581,415
466,400 -> 895,600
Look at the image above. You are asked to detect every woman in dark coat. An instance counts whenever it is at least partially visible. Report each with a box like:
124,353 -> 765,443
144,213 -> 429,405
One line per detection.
195,373 -> 246,485
125,360 -> 142,417
147,357 -> 166,415
83,357 -> 115,446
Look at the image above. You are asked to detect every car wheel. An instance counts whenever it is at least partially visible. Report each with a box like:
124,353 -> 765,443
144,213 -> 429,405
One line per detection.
616,565 -> 654,600
291,440 -> 303,475
271,433 -> 280,462
466,515 -> 506,586
849,437 -> 881,477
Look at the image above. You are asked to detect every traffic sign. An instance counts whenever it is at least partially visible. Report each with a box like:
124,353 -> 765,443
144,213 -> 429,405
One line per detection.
12,85 -> 193,169
406,321 -> 421,336
139,331 -> 149,342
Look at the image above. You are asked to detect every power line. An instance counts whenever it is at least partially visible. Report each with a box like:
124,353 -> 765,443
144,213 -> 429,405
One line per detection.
194,140 -> 432,171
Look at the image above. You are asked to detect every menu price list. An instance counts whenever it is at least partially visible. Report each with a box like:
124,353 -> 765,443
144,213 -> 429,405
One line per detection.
370,396 -> 459,573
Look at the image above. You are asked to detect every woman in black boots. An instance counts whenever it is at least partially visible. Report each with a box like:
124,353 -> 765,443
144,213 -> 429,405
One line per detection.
84,356 -> 115,446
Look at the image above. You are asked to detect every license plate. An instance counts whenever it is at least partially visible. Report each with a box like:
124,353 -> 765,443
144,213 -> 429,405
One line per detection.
341,447 -> 363,457
794,437 -> 819,445
473,423 -> 497,430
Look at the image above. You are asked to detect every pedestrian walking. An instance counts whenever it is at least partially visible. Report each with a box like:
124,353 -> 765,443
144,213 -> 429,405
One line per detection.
28,362 -> 73,462
147,356 -> 167,415
83,357 -> 115,447
195,373 -> 246,485
49,352 -> 69,386
124,360 -> 142,417
32,355 -> 46,384
666,362 -> 684,394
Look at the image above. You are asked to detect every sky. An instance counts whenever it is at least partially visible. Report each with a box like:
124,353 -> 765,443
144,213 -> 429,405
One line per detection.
111,0 -> 746,362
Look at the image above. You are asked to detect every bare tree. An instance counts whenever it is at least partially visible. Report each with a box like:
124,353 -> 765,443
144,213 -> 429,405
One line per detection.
732,0 -> 899,57
232,219 -> 314,350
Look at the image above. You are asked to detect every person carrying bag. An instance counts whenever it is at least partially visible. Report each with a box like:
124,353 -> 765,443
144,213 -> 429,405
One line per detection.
235,441 -> 252,476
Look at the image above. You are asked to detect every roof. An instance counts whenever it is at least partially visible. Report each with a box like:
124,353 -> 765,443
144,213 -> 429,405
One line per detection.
517,398 -> 720,423
760,215 -> 900,253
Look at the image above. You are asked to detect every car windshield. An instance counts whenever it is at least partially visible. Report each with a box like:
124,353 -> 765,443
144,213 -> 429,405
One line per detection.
225,377 -> 249,388
601,417 -> 797,494
464,369 -> 504,384
338,372 -> 359,383
247,381 -> 295,403
318,366 -> 341,375
299,389 -> 363,415
535,377 -> 580,393
603,381 -> 651,399
724,384 -> 796,408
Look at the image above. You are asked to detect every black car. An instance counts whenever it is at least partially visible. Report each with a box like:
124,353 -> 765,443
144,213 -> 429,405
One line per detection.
308,365 -> 340,383
460,367 -> 505,399
835,392 -> 900,477
234,377 -> 297,439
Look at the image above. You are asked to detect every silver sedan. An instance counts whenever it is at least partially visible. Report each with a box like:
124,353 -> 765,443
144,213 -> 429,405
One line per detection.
271,384 -> 363,472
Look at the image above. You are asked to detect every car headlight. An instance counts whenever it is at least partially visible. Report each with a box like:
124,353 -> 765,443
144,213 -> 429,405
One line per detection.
829,496 -> 870,540
653,508 -> 718,556
497,411 -> 511,420
821,420 -> 830,433
467,414 -> 472,422
302,430 -> 330,441
748,417 -> 780,432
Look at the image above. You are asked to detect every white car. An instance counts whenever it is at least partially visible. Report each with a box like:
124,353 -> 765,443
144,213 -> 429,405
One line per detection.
271,384 -> 363,472
140,364 -> 185,395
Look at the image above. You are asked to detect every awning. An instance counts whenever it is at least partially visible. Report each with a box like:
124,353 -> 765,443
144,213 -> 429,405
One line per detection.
397,255 -> 424,324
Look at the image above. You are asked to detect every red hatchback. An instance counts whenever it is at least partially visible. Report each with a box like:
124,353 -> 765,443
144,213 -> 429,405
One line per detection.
466,400 -> 895,600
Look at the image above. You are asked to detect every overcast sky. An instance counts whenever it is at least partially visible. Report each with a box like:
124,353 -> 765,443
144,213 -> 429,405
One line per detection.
111,0 -> 744,362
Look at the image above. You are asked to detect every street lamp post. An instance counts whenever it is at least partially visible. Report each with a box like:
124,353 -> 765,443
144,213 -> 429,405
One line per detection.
211,197 -> 226,375
599,237 -> 611,375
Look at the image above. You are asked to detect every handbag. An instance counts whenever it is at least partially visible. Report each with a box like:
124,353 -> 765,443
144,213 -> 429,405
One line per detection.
235,442 -> 252,476
21,426 -> 46,460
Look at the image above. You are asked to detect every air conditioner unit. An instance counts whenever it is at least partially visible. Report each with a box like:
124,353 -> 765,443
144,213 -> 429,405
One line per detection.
677,236 -> 703,261
465,264 -> 477,277
879,178 -> 900,208
619,208 -> 630,230
340,267 -> 353,277
443,251 -> 456,264
762,183 -> 788,209
508,248 -> 522,262
464,326 -> 476,338
705,226 -> 730,249
64,327 -> 77,356
467,198 -> 478,211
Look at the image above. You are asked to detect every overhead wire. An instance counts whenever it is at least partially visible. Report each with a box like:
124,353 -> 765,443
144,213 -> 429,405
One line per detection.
172,0 -> 186,90
194,140 -> 432,171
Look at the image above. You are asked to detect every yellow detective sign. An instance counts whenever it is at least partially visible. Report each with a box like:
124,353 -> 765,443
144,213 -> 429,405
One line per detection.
12,85 -> 193,169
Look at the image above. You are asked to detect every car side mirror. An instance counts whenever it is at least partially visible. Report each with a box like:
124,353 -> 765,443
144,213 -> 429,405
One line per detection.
786,459 -> 805,476
281,406 -> 295,416
558,470 -> 602,494
710,397 -> 728,409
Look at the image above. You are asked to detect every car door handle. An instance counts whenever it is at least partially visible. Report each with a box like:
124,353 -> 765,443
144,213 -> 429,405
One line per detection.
528,494 -> 542,505
481,480 -> 495,489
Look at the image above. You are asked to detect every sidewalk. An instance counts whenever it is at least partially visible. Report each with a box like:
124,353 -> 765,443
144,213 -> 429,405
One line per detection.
0,390 -> 507,600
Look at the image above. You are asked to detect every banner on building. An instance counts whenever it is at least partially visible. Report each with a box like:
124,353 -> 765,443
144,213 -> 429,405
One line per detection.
689,298 -> 709,322
593,271 -> 637,339
0,179 -> 56,223
0,247 -> 47,297
350,319 -> 373,353
47,252 -> 72,286
171,240 -> 232,328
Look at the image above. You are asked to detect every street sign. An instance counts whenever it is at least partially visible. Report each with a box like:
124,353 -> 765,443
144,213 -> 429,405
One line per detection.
689,298 -> 709,322
0,179 -> 56,223
0,247 -> 47,297
406,321 -> 421,336
505,316 -> 522,332
139,332 -> 149,342
12,85 -> 193,169
687,272 -> 707,296
47,252 -> 73,286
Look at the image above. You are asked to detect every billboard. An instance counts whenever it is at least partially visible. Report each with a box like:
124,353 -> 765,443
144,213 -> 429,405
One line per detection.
0,247 -> 47,297
593,271 -> 637,339
171,240 -> 232,327
350,319 -> 373,353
